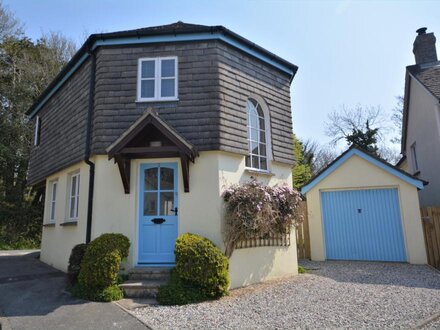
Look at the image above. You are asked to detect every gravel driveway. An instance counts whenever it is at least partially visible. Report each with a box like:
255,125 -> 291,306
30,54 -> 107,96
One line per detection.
133,261 -> 440,329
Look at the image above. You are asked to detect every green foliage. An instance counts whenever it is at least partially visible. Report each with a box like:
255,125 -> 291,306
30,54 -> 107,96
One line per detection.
175,233 -> 230,298
157,271 -> 209,305
292,134 -> 312,188
345,120 -> 379,155
76,233 -> 130,302
67,243 -> 88,286
71,283 -> 123,302
298,266 -> 306,274
158,234 -> 230,305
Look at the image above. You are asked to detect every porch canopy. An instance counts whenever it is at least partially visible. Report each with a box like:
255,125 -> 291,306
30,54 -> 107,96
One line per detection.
106,108 -> 198,194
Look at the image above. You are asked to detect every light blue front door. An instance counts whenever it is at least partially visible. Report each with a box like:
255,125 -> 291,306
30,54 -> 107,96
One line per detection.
321,188 -> 406,262
138,163 -> 178,264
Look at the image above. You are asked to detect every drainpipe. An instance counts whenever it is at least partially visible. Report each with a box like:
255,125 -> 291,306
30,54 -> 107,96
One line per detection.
85,50 -> 96,244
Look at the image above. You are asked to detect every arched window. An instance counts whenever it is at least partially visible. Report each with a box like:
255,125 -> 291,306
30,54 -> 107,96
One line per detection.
246,98 -> 269,170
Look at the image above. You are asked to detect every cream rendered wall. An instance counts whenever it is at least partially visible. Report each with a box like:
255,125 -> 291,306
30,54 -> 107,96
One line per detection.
406,77 -> 440,206
305,154 -> 427,264
40,162 -> 89,271
41,151 -> 297,288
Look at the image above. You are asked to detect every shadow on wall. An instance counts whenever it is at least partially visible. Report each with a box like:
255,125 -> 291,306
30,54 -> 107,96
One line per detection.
299,260 -> 440,290
230,245 -> 292,288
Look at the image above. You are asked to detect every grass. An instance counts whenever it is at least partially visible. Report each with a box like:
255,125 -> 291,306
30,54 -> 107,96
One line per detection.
298,266 -> 307,274
0,239 -> 40,250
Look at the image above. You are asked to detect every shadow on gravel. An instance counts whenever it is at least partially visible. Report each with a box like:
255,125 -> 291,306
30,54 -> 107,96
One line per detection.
299,260 -> 440,290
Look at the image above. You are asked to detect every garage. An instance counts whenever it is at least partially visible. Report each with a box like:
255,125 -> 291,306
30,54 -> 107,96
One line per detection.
301,146 -> 428,264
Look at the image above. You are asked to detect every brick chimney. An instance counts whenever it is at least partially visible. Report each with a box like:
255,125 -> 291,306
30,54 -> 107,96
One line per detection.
413,27 -> 438,65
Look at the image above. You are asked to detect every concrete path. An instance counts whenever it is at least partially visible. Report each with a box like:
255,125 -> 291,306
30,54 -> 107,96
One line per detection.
0,250 -> 148,330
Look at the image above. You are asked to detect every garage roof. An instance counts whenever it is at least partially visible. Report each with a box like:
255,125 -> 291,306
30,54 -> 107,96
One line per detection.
301,146 -> 427,194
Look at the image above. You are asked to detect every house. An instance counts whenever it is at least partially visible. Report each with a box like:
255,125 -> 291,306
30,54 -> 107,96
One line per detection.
400,27 -> 440,206
301,146 -> 427,264
26,22 -> 299,289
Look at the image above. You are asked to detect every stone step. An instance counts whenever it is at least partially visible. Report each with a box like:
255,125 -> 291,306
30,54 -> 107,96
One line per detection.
128,267 -> 173,281
120,279 -> 168,298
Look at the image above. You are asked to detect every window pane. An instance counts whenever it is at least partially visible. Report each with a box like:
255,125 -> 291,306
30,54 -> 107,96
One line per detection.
144,168 -> 158,190
249,112 -> 258,129
252,155 -> 259,169
260,157 -> 267,170
259,117 -> 265,129
161,59 -> 175,77
141,80 -> 155,98
52,183 -> 57,201
250,128 -> 258,141
70,197 -> 76,218
251,141 -> 258,155
144,192 -> 157,216
260,130 -> 266,143
51,202 -> 56,220
141,60 -> 155,78
71,176 -> 77,196
161,79 -> 175,97
160,167 -> 174,190
160,192 -> 174,215
75,196 -> 79,218
259,143 -> 266,156
245,155 -> 251,167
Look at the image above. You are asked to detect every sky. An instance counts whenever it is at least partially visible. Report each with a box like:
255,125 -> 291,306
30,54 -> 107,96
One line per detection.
4,0 -> 440,153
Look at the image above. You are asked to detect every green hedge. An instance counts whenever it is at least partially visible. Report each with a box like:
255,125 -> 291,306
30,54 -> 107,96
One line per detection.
158,233 -> 230,305
67,243 -> 88,286
74,233 -> 130,302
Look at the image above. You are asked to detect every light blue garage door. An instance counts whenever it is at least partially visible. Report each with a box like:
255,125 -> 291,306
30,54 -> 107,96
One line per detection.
321,188 -> 406,262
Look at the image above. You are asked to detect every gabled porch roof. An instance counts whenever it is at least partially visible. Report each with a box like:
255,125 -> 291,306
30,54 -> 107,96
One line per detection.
106,108 -> 198,194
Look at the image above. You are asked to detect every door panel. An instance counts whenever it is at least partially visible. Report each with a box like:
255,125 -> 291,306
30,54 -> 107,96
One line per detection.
321,188 -> 406,262
138,163 -> 178,264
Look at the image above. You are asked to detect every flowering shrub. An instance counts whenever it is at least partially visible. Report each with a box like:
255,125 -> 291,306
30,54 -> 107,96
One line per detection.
222,179 -> 303,257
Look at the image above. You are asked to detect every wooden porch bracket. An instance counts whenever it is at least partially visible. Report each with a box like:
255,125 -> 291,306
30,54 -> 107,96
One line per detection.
180,153 -> 190,193
116,157 -> 131,194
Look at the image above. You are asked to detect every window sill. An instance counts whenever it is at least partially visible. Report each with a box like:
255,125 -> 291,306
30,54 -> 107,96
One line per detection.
43,223 -> 55,227
245,168 -> 275,176
60,221 -> 78,227
136,98 -> 179,103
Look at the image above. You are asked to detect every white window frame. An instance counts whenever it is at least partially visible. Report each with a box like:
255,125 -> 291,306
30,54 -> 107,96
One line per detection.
410,142 -> 419,173
34,116 -> 41,146
68,172 -> 80,221
137,57 -> 178,102
245,98 -> 272,172
48,180 -> 58,223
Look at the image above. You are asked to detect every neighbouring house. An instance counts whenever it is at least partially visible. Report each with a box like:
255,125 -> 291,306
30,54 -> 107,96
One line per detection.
26,22 -> 299,289
301,146 -> 427,264
399,27 -> 440,206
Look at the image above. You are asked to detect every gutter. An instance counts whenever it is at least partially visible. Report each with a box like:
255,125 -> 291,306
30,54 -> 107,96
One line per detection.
85,50 -> 96,244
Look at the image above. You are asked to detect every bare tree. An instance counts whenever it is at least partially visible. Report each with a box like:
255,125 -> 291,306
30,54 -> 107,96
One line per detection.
0,1 -> 22,41
391,96 -> 404,144
325,104 -> 390,146
313,145 -> 338,174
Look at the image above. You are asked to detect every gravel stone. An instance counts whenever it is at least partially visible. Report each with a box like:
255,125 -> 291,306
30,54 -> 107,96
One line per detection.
133,261 -> 440,329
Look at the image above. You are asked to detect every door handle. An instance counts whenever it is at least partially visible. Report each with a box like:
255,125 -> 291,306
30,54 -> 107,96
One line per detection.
151,218 -> 166,224
170,207 -> 178,215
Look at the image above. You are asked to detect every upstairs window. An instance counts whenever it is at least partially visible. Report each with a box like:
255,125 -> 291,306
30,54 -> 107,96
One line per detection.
410,142 -> 419,173
34,116 -> 41,146
137,57 -> 178,101
69,172 -> 80,220
246,99 -> 269,171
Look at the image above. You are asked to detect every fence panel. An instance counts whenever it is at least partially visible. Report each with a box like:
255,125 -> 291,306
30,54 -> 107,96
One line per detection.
296,201 -> 310,259
421,206 -> 440,270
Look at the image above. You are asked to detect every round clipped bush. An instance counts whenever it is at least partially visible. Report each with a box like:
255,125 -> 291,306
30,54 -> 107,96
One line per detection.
76,233 -> 130,301
67,243 -> 88,286
175,233 -> 230,298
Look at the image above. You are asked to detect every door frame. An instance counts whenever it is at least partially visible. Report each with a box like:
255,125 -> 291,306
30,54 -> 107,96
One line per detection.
136,161 -> 179,266
319,186 -> 408,262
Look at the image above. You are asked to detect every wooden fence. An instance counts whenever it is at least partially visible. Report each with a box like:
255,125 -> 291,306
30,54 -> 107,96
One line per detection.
421,206 -> 440,270
296,201 -> 311,259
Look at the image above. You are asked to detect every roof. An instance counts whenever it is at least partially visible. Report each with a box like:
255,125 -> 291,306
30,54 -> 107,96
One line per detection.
401,62 -> 440,152
26,21 -> 298,118
300,146 -> 427,195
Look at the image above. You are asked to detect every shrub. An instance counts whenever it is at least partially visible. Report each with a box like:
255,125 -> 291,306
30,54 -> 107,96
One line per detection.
175,233 -> 230,298
75,233 -> 130,302
298,266 -> 306,274
157,271 -> 208,305
67,243 -> 88,286
222,179 -> 303,257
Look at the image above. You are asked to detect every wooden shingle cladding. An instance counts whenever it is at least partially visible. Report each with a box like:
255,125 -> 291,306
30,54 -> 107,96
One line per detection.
27,59 -> 91,185
27,38 -> 295,185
